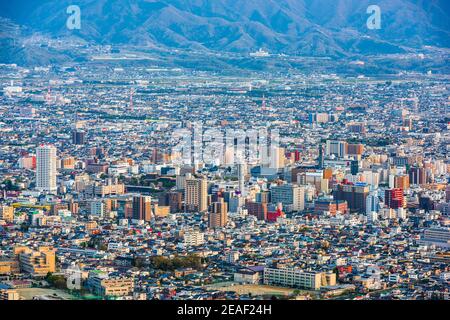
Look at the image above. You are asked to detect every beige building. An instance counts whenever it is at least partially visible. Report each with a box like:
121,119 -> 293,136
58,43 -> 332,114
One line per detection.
85,182 -> 125,197
208,198 -> 228,228
153,204 -> 170,217
14,246 -> 56,276
264,267 -> 336,290
0,258 -> 20,274
89,275 -> 134,297
0,205 -> 14,222
185,177 -> 208,212
0,289 -> 20,300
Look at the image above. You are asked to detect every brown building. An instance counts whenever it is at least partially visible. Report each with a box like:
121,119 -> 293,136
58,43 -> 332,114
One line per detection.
333,183 -> 369,213
61,157 -> 75,169
159,191 -> 183,213
209,198 -> 228,228
347,144 -> 364,156
246,201 -> 268,221
51,203 -> 68,215
132,196 -> 152,221
314,200 -> 348,215
409,166 -> 426,185
68,201 -> 79,215
394,175 -> 410,190
86,163 -> 109,174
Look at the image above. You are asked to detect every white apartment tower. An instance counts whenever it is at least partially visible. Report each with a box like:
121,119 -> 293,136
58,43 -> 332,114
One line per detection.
36,145 -> 57,193
237,163 -> 247,196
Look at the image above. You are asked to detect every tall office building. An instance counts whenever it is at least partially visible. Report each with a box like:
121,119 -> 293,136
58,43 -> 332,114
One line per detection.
333,183 -> 369,213
366,190 -> 380,215
36,145 -> 57,193
394,175 -> 410,190
246,201 -> 268,221
208,198 -> 228,228
132,195 -> 152,221
270,184 -> 305,212
185,176 -> 208,212
72,130 -> 86,145
385,188 -> 404,209
351,160 -> 359,175
236,163 -> 247,196
159,191 -> 183,213
317,145 -> 325,169
270,146 -> 285,169
326,140 -> 347,158
409,166 -> 426,185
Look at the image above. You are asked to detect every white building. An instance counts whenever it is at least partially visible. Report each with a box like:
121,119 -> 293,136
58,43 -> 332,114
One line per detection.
366,191 -> 379,215
263,267 -> 335,290
36,145 -> 57,193
183,230 -> 205,247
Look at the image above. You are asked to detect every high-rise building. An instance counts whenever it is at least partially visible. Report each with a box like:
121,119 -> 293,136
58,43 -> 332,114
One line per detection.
36,145 -> 57,193
409,166 -> 426,185
159,191 -> 183,213
326,140 -> 347,158
208,198 -> 228,228
271,184 -> 305,212
246,201 -> 268,221
132,195 -> 152,221
351,160 -> 359,175
270,146 -> 285,169
394,175 -> 410,190
385,188 -> 404,209
236,163 -> 247,196
347,144 -> 364,156
90,200 -> 105,216
366,191 -> 380,215
185,176 -> 208,212
333,183 -> 369,213
72,130 -> 86,145
317,145 -> 325,169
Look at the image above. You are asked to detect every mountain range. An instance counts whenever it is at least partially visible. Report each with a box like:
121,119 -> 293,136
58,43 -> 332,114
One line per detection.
0,0 -> 449,68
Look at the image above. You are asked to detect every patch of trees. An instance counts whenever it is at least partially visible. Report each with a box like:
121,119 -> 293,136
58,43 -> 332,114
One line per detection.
149,254 -> 203,271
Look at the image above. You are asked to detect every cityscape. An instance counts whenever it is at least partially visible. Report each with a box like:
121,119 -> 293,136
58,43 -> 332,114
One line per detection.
0,0 -> 449,307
